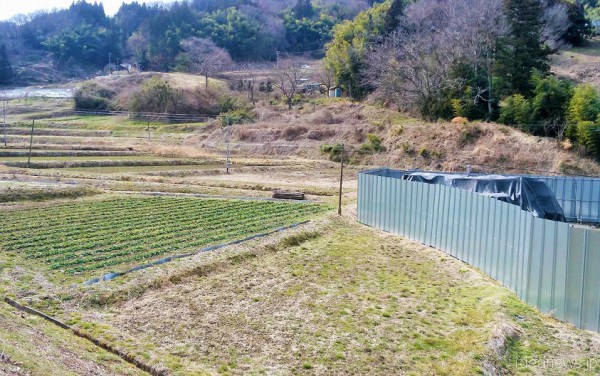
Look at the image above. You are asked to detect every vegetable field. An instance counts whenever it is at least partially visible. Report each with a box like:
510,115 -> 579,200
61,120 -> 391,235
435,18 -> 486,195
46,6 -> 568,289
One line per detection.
0,197 -> 327,277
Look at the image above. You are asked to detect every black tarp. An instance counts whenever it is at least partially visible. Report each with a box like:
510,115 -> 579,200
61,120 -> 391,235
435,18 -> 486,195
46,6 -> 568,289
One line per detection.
402,172 -> 566,221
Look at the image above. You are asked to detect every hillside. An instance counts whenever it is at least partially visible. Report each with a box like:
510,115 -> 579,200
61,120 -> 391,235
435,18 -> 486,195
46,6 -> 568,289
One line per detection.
552,37 -> 600,90
195,101 -> 600,176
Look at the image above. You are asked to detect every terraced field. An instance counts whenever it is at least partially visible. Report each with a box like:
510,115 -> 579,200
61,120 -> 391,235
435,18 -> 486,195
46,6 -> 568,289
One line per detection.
0,197 -> 328,279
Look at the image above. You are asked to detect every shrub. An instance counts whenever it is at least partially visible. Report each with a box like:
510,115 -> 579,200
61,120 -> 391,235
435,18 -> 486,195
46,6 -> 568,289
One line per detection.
576,121 -> 600,158
567,84 -> 600,125
450,87 -> 486,120
359,133 -> 385,154
73,82 -> 115,110
320,143 -> 347,162
128,77 -> 182,113
498,94 -> 533,128
531,72 -> 573,136
221,108 -> 255,126
419,94 -> 454,121
458,126 -> 483,146
282,126 -> 308,141
219,96 -> 255,125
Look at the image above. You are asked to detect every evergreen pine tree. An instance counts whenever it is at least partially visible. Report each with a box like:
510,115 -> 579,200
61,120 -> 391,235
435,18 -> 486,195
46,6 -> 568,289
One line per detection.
495,0 -> 551,96
0,44 -> 13,85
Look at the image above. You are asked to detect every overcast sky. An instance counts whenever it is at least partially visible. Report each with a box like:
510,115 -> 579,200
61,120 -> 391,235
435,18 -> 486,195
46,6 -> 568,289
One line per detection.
0,1 -> 176,21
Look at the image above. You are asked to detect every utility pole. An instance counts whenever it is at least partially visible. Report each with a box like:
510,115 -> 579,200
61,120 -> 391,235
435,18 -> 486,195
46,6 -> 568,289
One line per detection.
108,52 -> 112,75
338,144 -> 344,216
2,101 -> 6,147
27,119 -> 34,168
225,116 -> 230,175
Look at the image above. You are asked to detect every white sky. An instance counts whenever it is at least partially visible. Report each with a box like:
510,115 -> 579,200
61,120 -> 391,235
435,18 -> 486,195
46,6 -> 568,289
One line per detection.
0,1 -> 176,21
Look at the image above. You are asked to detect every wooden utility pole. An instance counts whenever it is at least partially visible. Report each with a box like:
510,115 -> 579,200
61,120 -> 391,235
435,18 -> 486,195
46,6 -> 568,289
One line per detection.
225,116 -> 230,175
338,144 -> 344,216
27,119 -> 34,168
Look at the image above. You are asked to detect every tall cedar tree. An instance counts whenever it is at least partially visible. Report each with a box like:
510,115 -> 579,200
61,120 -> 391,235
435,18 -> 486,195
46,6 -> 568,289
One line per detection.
384,0 -> 404,33
0,44 -> 13,85
292,0 -> 316,19
495,0 -> 551,96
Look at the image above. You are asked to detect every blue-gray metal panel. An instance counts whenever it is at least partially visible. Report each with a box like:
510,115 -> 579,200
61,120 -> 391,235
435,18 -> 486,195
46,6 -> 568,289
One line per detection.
383,176 -> 391,232
506,204 -> 518,289
447,188 -> 456,257
459,189 -> 469,262
582,229 -> 600,332
527,217 -> 544,307
443,186 -> 453,254
390,177 -> 398,234
497,202 -> 508,283
434,184 -> 444,249
399,179 -> 409,238
375,175 -> 383,230
363,174 -> 373,226
539,220 -> 557,312
465,192 -> 477,265
405,179 -> 415,239
424,182 -> 435,246
487,200 -> 498,280
475,200 -> 489,270
391,176 -> 397,232
417,181 -> 426,242
552,222 -> 569,321
357,173 -> 364,223
474,195 -> 485,267
494,202 -> 503,283
484,198 -> 495,276
566,226 -> 586,329
581,180 -> 592,222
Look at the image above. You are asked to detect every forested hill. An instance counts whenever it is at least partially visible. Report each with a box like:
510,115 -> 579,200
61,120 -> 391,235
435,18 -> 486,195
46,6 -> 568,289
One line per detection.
0,0 -> 376,85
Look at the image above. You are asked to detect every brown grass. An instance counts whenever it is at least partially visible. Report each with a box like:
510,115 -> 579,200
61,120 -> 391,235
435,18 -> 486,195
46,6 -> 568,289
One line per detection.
198,100 -> 600,176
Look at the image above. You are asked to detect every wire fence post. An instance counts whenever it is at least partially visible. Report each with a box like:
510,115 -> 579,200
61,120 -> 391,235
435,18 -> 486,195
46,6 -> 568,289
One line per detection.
27,119 -> 34,168
338,144 -> 344,216
225,116 -> 230,175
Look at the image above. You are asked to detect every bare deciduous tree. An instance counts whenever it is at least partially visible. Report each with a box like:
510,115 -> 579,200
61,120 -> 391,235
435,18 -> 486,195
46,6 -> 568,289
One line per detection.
316,63 -> 336,92
366,0 -> 508,119
179,37 -> 232,90
240,63 -> 259,107
270,57 -> 303,109
543,2 -> 569,49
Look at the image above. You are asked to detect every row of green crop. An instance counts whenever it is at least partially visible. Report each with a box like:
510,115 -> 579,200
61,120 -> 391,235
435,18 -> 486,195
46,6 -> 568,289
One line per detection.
2,197 -> 222,233
0,197 -> 328,275
6,199 -> 260,248
62,214 -> 311,274
4,198 -> 317,251
39,206 -> 302,263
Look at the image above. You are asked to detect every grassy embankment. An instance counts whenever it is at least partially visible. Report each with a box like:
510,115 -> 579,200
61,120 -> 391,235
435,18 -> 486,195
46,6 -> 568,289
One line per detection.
49,217 -> 599,375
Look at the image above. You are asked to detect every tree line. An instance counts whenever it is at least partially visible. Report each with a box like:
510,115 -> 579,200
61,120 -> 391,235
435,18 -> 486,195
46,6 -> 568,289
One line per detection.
324,0 -> 600,158
0,0 -> 379,79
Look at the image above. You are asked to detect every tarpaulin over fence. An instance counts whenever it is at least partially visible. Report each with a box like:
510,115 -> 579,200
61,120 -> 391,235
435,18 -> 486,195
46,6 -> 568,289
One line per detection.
402,172 -> 566,221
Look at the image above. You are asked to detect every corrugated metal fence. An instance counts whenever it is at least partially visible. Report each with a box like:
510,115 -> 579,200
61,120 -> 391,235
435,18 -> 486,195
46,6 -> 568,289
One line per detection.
357,168 -> 600,332
533,175 -> 600,223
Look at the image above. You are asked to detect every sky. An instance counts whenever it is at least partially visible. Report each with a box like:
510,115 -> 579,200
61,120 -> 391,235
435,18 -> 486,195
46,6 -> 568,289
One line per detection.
0,0 -> 176,21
